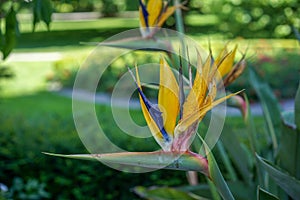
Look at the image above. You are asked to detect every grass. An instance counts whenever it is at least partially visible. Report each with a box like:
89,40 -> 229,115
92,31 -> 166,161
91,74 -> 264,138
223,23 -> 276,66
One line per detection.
0,92 -> 73,118
21,18 -> 140,33
16,17 -> 140,53
0,61 -> 53,97
14,14 -> 300,53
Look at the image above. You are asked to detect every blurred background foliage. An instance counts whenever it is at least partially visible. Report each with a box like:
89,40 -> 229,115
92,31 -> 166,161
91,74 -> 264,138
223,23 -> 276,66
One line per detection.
188,0 -> 300,38
48,0 -> 300,38
0,0 -> 299,199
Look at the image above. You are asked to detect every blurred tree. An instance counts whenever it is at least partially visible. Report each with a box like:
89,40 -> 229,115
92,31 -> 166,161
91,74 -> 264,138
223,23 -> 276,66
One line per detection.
189,0 -> 300,38
125,0 -> 138,11
100,0 -> 120,17
52,0 -> 96,13
0,0 -> 53,60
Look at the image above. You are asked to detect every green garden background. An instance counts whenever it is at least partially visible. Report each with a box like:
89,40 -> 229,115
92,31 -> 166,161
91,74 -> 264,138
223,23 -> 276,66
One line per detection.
0,0 -> 299,199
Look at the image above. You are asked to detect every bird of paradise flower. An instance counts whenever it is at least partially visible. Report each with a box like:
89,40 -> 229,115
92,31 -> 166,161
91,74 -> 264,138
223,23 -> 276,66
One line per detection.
44,45 -> 246,200
128,46 -> 245,153
44,0 -> 249,198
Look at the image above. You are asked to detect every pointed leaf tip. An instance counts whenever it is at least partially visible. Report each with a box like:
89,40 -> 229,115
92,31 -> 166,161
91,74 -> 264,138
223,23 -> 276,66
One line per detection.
43,151 -> 209,175
256,154 -> 300,199
257,187 -> 279,200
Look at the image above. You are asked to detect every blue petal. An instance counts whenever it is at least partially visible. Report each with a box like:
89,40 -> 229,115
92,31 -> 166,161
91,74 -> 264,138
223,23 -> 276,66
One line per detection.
139,0 -> 149,28
136,86 -> 171,142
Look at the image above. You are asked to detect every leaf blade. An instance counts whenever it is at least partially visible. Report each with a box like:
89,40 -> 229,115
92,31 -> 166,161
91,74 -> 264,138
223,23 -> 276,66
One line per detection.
249,68 -> 282,153
2,7 -> 18,60
133,186 -> 207,200
43,151 -> 209,175
199,137 -> 235,200
256,154 -> 300,199
257,187 -> 279,200
295,81 -> 300,130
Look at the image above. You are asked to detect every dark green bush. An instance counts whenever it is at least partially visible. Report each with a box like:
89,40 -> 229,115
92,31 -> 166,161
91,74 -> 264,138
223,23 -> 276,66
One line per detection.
0,93 -> 188,199
100,0 -> 121,17
47,57 -> 81,89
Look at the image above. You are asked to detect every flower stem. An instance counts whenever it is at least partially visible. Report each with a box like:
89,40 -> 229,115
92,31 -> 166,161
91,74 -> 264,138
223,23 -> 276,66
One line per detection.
174,0 -> 185,34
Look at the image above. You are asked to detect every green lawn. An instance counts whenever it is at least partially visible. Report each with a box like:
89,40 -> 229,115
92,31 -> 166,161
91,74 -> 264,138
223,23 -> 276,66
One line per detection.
0,61 -> 53,97
21,18 -> 140,33
14,15 -> 299,53
16,17 -> 140,52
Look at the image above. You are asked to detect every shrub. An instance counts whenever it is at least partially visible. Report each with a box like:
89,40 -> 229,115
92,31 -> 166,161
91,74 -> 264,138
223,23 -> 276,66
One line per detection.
0,93 -> 187,199
189,0 -> 300,38
228,50 -> 300,100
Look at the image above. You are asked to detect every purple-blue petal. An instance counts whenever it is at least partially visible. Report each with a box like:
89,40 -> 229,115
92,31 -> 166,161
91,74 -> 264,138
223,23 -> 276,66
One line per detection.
139,0 -> 149,28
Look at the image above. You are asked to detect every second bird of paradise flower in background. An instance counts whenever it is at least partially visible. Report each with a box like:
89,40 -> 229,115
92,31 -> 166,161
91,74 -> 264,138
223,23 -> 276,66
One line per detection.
139,0 -> 185,37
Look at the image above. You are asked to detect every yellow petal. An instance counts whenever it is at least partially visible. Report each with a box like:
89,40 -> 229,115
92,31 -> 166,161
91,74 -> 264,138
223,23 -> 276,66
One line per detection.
176,91 -> 242,133
158,57 -> 179,136
199,52 -> 212,104
157,6 -> 177,27
217,45 -> 237,78
214,45 -> 228,67
182,54 -> 211,120
147,0 -> 163,26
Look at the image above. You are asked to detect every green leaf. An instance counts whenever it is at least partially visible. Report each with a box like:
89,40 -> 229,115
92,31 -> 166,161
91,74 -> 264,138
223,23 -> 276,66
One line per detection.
228,182 -> 255,200
281,111 -> 295,129
207,178 -> 221,200
249,68 -> 282,153
2,7 -> 18,60
216,142 -> 238,181
180,181 -> 255,200
221,126 -> 252,183
244,94 -> 264,186
177,184 -> 212,199
279,116 -> 298,177
295,82 -> 300,179
198,137 -> 235,200
0,20 -> 3,49
43,151 -> 209,175
257,187 -> 279,200
82,37 -> 172,52
256,154 -> 300,199
295,81 -> 300,130
133,186 -> 207,200
280,83 -> 300,180
244,94 -> 259,153
206,150 -> 235,200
